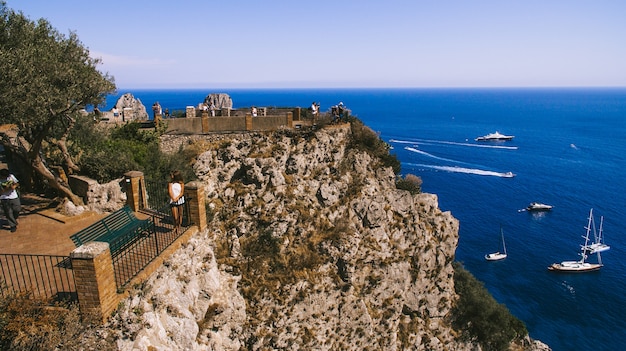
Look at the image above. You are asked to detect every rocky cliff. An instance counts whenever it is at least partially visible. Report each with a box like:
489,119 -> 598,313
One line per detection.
103,124 -> 549,350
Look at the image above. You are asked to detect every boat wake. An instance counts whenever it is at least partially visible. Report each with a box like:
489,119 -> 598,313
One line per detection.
407,163 -> 515,178
390,138 -> 518,150
404,147 -> 465,164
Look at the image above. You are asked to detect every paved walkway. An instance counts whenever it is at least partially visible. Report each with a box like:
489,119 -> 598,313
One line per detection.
0,194 -> 107,256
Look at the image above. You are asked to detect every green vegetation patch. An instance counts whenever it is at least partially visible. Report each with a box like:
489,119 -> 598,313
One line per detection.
451,262 -> 527,351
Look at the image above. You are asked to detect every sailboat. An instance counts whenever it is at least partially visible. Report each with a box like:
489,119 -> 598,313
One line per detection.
485,226 -> 507,261
582,213 -> 610,254
548,208 -> 609,272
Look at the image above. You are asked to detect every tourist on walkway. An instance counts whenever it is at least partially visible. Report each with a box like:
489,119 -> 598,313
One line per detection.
0,168 -> 20,233
310,102 -> 319,116
168,170 -> 185,232
210,102 -> 216,117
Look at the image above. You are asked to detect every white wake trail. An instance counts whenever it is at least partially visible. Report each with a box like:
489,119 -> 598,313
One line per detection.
409,163 -> 515,178
404,147 -> 463,164
390,138 -> 518,150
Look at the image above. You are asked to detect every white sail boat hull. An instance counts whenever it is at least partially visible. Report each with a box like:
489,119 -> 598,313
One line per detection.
548,261 -> 602,272
583,243 -> 611,254
485,252 -> 507,261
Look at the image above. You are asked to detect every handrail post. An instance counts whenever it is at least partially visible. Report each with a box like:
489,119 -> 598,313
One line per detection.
124,171 -> 146,211
184,181 -> 206,232
71,242 -> 119,324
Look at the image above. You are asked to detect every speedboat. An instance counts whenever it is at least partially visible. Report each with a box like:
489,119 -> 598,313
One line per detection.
475,131 -> 514,141
526,202 -> 553,211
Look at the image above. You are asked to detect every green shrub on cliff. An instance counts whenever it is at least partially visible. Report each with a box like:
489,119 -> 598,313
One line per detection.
396,173 -> 422,194
346,116 -> 401,174
451,262 -> 527,351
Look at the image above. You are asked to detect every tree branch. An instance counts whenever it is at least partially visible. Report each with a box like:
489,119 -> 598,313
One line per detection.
57,114 -> 80,174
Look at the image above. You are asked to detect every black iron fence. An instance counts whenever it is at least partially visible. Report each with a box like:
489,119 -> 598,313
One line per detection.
0,254 -> 76,302
111,200 -> 191,290
144,179 -> 169,211
0,178 -> 193,298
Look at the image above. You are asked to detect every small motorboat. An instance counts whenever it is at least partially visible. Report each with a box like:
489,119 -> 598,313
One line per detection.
475,131 -> 514,141
526,202 -> 553,211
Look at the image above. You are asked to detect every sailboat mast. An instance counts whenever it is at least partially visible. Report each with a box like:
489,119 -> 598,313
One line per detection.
580,209 -> 594,263
597,216 -> 604,244
501,227 -> 507,255
593,213 -> 605,266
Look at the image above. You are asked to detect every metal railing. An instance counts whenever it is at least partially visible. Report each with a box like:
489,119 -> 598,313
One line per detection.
0,254 -> 76,302
144,179 -> 169,211
111,202 -> 191,290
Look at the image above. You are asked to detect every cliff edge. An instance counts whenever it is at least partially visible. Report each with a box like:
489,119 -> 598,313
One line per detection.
102,124 -> 549,350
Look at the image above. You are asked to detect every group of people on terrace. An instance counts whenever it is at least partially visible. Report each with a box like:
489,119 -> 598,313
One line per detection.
202,102 -> 217,117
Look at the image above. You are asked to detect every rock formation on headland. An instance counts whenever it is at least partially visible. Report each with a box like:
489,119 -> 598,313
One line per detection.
112,93 -> 149,121
204,93 -> 233,110
100,124 -> 549,350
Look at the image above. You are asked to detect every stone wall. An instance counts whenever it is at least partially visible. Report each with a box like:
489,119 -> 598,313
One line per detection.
162,112 -> 298,134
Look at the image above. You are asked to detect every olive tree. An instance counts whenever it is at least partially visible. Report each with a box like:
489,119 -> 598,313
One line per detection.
0,2 -> 116,204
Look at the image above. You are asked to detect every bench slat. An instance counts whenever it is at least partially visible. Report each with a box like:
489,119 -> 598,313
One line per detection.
70,206 -> 152,253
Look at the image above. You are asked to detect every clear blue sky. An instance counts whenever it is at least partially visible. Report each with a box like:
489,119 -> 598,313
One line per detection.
7,0 -> 626,89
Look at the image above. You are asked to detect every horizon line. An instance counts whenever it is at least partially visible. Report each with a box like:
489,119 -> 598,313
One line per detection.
113,85 -> 626,91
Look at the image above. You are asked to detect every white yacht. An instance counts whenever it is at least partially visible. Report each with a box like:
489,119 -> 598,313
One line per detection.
526,202 -> 553,211
475,131 -> 515,141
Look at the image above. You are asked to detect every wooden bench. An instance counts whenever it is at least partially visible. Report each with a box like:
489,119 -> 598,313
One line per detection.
70,206 -> 154,254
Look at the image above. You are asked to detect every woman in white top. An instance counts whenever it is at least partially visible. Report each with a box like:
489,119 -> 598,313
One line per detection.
168,170 -> 185,232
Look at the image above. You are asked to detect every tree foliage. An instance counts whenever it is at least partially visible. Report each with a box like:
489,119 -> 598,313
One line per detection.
451,262 -> 528,351
0,2 -> 116,204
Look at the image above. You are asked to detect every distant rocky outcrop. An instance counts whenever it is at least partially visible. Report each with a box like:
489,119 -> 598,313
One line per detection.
112,93 -> 149,121
94,126 -> 549,351
203,93 -> 233,109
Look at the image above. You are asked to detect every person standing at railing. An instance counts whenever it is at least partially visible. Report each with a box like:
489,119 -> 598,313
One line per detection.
168,170 -> 185,233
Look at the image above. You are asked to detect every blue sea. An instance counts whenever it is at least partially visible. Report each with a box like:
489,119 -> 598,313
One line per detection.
104,88 -> 626,351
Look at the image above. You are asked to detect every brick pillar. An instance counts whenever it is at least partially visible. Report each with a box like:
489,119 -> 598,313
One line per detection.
201,111 -> 209,133
71,242 -> 118,323
124,171 -> 146,211
184,181 -> 206,232
287,111 -> 293,128
245,113 -> 253,131
186,106 -> 195,118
